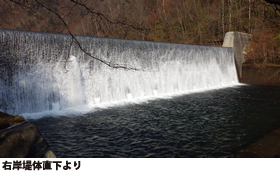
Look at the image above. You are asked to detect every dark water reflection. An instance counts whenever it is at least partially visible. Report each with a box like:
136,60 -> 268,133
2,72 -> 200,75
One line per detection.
30,85 -> 280,157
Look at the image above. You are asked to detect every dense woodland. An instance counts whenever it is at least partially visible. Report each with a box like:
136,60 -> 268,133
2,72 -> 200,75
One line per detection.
0,0 -> 280,64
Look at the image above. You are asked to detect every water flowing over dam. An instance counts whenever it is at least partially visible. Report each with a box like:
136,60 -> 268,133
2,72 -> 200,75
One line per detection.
0,29 -> 238,115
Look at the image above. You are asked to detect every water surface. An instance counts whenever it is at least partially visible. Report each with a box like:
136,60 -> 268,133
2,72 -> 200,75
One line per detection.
29,85 -> 280,157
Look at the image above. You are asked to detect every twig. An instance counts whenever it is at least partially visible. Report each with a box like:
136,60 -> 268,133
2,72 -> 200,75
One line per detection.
69,0 -> 144,32
33,0 -> 141,71
268,69 -> 280,79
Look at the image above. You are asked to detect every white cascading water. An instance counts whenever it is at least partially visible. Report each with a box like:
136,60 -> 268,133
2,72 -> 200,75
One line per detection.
0,29 -> 239,116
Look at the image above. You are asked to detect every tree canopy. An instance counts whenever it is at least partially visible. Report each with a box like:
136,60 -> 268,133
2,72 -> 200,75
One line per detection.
0,0 -> 280,64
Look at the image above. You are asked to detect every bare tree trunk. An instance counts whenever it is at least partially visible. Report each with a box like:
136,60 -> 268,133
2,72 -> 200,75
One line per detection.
162,0 -> 165,13
222,0 -> 225,37
82,18 -> 85,36
262,4 -> 265,30
228,0 -> 232,31
198,23 -> 202,45
249,0 -> 251,33
156,0 -> 162,21
176,6 -> 187,43
234,0 -> 240,30
239,0 -> 242,30
93,17 -> 101,37
218,3 -> 221,36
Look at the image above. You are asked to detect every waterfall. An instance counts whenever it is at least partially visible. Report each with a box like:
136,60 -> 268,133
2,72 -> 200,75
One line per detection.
0,29 -> 239,115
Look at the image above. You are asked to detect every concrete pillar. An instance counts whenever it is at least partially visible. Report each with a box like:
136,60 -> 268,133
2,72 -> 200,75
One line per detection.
222,32 -> 252,82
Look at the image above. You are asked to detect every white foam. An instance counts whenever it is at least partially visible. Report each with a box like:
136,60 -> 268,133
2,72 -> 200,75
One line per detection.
20,83 -> 241,120
1,30 -> 239,117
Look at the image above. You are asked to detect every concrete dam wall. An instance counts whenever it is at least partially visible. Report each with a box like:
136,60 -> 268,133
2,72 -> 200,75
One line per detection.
0,29 -> 238,115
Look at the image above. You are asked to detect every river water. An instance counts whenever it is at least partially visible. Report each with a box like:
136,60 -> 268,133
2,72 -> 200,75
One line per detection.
28,84 -> 280,158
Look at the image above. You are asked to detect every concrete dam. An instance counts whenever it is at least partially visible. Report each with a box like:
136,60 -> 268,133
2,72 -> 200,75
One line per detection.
0,29 -> 239,115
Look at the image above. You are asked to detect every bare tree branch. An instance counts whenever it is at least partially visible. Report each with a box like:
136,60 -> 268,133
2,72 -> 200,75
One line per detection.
34,0 -> 141,71
69,0 -> 144,32
3,0 -> 141,71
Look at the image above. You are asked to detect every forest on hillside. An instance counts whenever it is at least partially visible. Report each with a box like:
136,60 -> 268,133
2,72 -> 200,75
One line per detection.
0,0 -> 280,64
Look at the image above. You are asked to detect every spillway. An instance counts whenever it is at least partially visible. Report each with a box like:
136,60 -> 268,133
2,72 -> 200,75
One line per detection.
0,29 -> 238,115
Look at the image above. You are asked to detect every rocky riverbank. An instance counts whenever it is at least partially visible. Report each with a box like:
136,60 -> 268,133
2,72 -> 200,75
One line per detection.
0,112 -> 56,158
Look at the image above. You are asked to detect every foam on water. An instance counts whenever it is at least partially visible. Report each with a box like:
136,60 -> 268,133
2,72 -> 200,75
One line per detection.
21,84 -> 241,120
0,29 -> 239,119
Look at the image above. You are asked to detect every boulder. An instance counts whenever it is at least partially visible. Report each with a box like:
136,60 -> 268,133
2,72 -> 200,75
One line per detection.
0,112 -> 56,158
